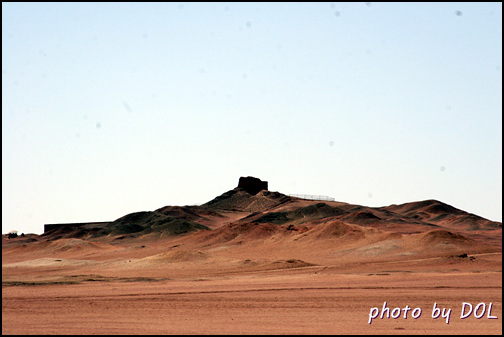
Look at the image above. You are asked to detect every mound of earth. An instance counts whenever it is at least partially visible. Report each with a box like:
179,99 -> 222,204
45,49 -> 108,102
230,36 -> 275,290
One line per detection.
154,205 -> 223,221
385,199 -> 464,215
419,229 -> 472,245
106,211 -> 210,236
246,203 -> 348,226
190,222 -> 282,246
301,220 -> 366,240
433,213 -> 503,231
202,188 -> 292,212
342,211 -> 382,226
40,224 -> 106,241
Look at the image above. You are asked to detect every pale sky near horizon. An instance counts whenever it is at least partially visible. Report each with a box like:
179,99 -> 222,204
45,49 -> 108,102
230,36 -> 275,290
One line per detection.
2,2 -> 502,234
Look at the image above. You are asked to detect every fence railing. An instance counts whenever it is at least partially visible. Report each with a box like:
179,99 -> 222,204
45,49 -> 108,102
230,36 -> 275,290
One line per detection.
288,194 -> 335,201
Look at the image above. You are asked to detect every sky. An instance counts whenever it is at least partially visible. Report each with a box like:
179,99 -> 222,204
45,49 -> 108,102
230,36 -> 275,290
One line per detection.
2,2 -> 502,234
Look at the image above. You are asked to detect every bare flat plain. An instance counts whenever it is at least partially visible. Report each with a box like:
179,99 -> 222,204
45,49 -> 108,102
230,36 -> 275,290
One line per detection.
3,191 -> 502,334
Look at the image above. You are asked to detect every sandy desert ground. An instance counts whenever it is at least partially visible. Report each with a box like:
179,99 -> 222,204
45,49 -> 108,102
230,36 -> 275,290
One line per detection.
3,185 -> 502,334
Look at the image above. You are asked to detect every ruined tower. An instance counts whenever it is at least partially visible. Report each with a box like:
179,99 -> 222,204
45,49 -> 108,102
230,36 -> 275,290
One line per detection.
237,176 -> 268,195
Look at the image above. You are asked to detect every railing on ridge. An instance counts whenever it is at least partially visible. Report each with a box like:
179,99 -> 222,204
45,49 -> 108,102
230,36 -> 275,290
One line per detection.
287,194 -> 335,202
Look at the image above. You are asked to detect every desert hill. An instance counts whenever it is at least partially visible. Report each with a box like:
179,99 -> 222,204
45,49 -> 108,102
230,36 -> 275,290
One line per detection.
39,211 -> 210,241
384,199 -> 502,229
13,176 -> 502,249
202,187 -> 292,212
3,177 -> 502,335
3,176 -> 501,274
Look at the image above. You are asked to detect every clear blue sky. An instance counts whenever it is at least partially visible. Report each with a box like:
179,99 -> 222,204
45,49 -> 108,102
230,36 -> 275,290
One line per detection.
2,2 -> 502,234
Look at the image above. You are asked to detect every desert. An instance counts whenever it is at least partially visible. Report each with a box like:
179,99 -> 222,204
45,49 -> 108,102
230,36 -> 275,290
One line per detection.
2,177 -> 502,335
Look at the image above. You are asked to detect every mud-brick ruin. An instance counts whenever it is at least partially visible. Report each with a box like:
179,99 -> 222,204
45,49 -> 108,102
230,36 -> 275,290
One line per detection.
237,176 -> 268,195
